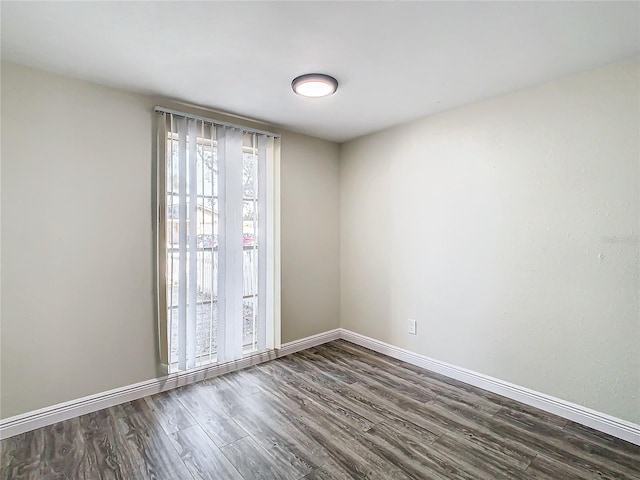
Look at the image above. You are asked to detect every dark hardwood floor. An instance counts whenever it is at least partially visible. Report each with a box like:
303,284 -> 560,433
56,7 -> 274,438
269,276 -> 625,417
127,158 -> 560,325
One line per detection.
2,340 -> 639,479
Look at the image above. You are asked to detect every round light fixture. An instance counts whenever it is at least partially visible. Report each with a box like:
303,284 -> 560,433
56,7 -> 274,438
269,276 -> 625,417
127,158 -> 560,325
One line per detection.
291,73 -> 338,98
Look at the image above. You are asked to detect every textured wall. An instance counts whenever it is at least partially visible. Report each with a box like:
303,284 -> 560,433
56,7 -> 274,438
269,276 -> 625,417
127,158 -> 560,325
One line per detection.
0,62 -> 340,418
340,59 -> 640,424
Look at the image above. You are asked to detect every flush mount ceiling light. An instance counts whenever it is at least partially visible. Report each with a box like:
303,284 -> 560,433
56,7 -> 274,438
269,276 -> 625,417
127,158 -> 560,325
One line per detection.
291,73 -> 338,98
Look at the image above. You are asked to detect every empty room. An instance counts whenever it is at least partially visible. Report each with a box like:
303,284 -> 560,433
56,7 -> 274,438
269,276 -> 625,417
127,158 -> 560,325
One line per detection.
1,1 -> 639,479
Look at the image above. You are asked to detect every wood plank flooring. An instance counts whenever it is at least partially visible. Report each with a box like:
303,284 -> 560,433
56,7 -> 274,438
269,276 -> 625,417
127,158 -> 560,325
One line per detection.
2,340 -> 639,479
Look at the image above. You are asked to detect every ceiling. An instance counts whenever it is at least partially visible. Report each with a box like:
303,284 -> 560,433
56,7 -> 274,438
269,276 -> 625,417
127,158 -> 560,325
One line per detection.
1,1 -> 638,143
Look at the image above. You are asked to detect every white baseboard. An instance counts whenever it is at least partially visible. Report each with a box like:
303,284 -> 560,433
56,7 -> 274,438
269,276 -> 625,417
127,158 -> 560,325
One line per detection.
276,328 -> 342,356
339,328 -> 640,447
0,330 -> 338,440
2,326 -> 638,447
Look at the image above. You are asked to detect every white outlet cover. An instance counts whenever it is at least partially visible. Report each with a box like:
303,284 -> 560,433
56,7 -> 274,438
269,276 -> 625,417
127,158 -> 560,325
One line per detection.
409,319 -> 417,335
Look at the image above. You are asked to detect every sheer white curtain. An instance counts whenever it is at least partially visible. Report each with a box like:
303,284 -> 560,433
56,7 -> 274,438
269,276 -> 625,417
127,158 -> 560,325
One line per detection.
155,108 -> 279,371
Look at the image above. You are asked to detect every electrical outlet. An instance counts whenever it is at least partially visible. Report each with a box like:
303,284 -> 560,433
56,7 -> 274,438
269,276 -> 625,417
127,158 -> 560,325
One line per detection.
408,318 -> 417,335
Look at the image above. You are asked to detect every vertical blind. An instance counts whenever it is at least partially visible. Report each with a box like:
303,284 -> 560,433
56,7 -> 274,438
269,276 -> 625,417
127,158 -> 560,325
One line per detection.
155,108 -> 279,371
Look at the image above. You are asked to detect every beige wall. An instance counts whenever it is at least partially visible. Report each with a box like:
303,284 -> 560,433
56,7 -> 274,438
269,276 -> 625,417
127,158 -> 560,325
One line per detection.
340,58 -> 640,424
280,132 -> 340,343
0,62 -> 340,418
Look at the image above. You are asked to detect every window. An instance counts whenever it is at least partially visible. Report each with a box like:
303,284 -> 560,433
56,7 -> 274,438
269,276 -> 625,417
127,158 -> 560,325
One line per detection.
155,109 -> 280,372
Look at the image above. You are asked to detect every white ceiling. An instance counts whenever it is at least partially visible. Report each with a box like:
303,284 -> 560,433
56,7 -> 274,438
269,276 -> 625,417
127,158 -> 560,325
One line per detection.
1,1 -> 638,142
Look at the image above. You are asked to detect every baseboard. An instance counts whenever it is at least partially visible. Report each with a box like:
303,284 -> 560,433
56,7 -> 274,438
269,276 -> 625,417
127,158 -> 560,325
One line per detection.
339,328 -> 640,447
276,328 -> 342,356
0,330 -> 339,440
3,327 -> 638,447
